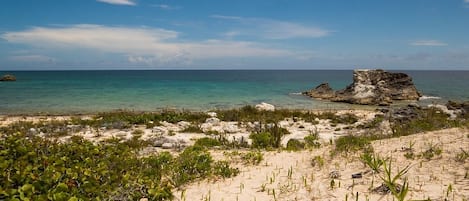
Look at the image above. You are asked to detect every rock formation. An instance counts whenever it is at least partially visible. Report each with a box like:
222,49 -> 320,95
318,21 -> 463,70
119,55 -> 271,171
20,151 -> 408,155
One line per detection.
446,100 -> 469,116
303,69 -> 421,106
255,102 -> 275,111
0,74 -> 16,81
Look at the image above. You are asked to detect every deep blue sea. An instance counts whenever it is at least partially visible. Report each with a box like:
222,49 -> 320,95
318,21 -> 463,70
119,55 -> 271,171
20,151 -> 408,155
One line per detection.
1,70 -> 468,114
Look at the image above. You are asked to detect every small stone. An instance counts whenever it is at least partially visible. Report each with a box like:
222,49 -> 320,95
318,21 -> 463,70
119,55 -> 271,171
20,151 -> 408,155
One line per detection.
255,102 -> 275,111
207,112 -> 217,117
161,143 -> 173,149
205,117 -> 220,125
352,172 -> 362,179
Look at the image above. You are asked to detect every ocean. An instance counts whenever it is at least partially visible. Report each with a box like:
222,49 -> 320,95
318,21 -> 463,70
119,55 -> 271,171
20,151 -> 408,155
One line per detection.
0,70 -> 468,114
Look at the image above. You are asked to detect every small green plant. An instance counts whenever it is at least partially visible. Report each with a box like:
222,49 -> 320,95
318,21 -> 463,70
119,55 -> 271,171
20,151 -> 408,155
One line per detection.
455,148 -> 469,162
311,156 -> 324,168
330,179 -> 336,189
403,152 -> 415,160
420,143 -> 442,160
286,139 -> 305,151
304,132 -> 321,148
380,159 -> 411,201
446,184 -> 453,200
360,153 -> 384,173
241,151 -> 263,165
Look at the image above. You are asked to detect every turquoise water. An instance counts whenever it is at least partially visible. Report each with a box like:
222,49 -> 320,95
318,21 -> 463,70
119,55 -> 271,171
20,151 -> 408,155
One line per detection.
0,70 -> 468,114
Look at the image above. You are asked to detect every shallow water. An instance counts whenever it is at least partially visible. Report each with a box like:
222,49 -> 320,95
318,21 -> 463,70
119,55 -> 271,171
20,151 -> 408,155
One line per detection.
0,70 -> 467,114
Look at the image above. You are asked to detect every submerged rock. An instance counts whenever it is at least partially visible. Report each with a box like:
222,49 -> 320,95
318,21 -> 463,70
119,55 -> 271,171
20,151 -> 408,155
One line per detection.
304,69 -> 421,105
0,74 -> 16,81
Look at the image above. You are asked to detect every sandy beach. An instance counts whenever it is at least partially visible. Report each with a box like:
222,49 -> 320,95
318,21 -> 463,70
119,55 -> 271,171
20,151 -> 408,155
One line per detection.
1,106 -> 468,200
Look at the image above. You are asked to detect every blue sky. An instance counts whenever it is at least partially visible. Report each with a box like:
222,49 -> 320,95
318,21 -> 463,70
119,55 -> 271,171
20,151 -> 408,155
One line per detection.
1,0 -> 469,70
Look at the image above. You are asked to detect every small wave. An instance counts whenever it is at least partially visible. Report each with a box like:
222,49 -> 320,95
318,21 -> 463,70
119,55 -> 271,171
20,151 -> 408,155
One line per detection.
419,95 -> 442,100
289,92 -> 303,95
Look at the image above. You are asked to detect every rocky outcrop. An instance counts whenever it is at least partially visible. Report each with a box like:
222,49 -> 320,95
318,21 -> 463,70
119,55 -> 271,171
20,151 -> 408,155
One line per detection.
446,100 -> 469,116
0,74 -> 16,81
302,83 -> 335,99
303,69 -> 421,106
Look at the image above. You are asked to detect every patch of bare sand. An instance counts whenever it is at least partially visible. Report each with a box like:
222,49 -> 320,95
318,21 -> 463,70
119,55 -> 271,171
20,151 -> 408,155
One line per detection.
175,128 -> 469,201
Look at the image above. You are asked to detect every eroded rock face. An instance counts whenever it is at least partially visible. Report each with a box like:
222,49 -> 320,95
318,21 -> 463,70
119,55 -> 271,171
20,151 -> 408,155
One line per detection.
304,69 -> 421,105
0,74 -> 16,81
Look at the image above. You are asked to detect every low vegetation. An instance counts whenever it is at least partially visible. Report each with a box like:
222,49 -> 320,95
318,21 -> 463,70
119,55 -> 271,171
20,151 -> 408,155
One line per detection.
333,135 -> 373,155
1,105 -> 468,200
0,132 -> 237,200
390,107 -> 466,137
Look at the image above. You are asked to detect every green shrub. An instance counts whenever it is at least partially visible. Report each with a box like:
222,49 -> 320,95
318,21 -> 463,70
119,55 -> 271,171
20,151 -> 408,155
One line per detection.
391,108 -> 463,137
333,135 -> 373,155
286,139 -> 305,151
171,146 -> 213,186
304,133 -> 321,148
250,132 -> 273,149
194,137 -> 221,148
240,151 -> 263,165
212,161 -> 239,178
0,132 -> 237,200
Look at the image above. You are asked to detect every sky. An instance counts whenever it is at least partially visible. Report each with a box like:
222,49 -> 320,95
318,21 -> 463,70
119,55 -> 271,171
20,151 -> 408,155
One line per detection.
0,0 -> 469,70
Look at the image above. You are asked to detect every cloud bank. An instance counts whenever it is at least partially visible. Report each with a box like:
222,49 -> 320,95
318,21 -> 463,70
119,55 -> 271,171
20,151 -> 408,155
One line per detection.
1,24 -> 296,66
211,15 -> 330,39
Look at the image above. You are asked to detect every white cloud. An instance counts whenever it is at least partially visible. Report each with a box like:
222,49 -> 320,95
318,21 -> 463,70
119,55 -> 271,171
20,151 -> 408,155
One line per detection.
465,0 -> 469,3
9,55 -> 56,63
1,24 -> 294,66
211,15 -> 330,39
151,4 -> 179,10
97,0 -> 136,6
410,40 -> 448,46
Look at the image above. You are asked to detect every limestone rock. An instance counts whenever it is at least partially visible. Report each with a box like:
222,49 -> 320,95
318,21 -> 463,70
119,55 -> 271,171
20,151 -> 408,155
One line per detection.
205,117 -> 220,125
207,112 -> 217,117
302,83 -> 335,99
255,102 -> 275,111
0,74 -> 16,81
161,142 -> 173,149
303,69 -> 421,105
446,100 -> 469,114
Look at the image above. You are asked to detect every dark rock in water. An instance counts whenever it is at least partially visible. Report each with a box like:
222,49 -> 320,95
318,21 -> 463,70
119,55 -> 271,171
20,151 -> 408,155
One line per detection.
0,74 -> 16,81
302,83 -> 335,99
303,69 -> 421,105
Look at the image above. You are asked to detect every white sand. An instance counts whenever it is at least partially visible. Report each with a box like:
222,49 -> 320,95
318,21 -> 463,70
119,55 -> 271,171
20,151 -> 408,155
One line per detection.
175,128 -> 469,201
